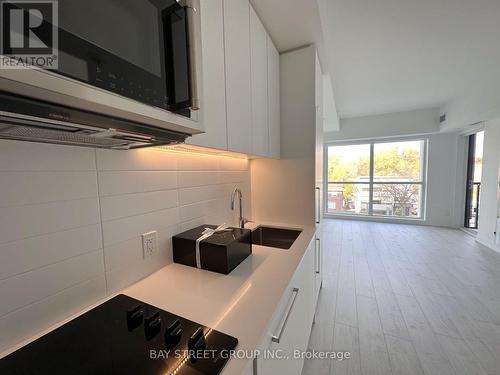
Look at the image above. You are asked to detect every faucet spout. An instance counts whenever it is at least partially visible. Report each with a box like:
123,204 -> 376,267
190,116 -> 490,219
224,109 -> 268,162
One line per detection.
230,187 -> 246,228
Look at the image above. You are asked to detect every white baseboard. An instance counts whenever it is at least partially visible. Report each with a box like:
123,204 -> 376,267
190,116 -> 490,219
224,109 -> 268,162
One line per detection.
475,236 -> 500,254
460,228 -> 477,237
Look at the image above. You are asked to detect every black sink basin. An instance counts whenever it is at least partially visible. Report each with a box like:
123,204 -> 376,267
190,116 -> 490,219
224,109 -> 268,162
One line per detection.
251,226 -> 302,250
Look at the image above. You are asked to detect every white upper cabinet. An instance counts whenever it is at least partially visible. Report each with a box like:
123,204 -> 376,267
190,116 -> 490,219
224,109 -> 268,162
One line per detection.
190,0 -> 280,157
223,0 -> 253,154
267,36 -> 280,159
187,0 -> 227,150
250,6 -> 269,156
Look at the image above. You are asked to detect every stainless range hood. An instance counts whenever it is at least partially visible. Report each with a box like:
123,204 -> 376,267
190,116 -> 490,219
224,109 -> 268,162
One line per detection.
0,92 -> 189,149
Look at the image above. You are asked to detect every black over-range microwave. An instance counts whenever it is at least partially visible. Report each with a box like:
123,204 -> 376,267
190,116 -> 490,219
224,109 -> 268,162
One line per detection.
51,0 -> 199,116
1,0 -> 199,115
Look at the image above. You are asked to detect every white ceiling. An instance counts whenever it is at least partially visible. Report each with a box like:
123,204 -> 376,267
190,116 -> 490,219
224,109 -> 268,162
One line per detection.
249,0 -> 323,53
251,0 -> 500,120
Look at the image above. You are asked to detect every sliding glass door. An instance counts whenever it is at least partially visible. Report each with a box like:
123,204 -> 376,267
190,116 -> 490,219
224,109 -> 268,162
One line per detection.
326,139 -> 426,219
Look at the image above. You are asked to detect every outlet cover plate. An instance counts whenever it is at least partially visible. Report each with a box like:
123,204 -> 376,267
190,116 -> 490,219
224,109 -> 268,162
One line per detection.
142,231 -> 158,259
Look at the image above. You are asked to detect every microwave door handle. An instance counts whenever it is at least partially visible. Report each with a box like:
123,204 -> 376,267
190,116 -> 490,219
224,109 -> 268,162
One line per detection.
179,0 -> 200,110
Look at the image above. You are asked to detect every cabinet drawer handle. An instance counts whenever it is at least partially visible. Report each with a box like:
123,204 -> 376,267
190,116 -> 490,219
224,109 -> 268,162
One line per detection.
315,187 -> 321,224
315,237 -> 320,274
271,287 -> 299,344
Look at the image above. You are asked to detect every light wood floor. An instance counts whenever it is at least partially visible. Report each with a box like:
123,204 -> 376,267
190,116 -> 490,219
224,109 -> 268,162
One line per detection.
302,219 -> 500,375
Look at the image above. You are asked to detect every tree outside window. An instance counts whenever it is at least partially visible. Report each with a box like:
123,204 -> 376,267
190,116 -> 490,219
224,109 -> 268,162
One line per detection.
327,140 -> 425,218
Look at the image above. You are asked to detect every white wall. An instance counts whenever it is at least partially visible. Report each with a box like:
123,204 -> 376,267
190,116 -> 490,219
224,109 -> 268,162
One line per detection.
324,107 -> 440,142
440,80 -> 500,132
425,132 -> 467,227
477,118 -> 500,253
0,140 -> 250,353
280,46 -> 316,160
251,158 -> 315,225
323,74 -> 339,132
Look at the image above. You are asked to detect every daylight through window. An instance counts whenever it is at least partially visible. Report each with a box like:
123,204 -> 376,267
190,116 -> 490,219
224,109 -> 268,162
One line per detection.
326,140 -> 426,218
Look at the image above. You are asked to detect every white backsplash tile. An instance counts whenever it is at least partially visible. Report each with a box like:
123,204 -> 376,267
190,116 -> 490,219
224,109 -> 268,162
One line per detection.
218,170 -> 250,184
103,224 -> 177,275
0,140 -> 95,171
96,148 -> 178,171
179,199 -> 220,222
100,189 -> 179,221
104,224 -> 177,294
178,184 -> 224,205
0,171 -> 98,207
178,170 -> 220,187
98,171 -> 178,196
0,250 -> 104,317
0,275 -> 106,353
0,141 -> 250,355
0,224 -> 102,280
177,152 -> 220,170
0,198 -> 100,244
101,206 -> 181,247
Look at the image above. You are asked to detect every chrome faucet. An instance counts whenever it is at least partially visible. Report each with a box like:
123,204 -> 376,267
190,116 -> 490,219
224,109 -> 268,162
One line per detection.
230,187 -> 247,228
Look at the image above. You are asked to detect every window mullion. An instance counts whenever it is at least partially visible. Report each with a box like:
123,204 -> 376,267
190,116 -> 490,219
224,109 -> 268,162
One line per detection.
369,143 -> 374,216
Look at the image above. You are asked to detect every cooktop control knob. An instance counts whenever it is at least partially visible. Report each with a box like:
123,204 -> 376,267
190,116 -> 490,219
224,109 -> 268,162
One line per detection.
144,311 -> 161,340
126,304 -> 144,331
188,327 -> 206,362
164,318 -> 182,348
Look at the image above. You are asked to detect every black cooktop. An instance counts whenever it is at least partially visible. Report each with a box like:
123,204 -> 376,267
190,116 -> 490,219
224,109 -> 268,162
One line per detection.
0,295 -> 238,375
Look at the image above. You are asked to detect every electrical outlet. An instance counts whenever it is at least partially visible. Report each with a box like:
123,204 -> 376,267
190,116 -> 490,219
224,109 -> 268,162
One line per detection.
142,231 -> 158,259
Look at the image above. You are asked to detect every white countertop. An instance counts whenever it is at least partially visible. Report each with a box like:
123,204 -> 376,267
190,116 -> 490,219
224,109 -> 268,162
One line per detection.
1,222 -> 316,375
123,222 -> 316,375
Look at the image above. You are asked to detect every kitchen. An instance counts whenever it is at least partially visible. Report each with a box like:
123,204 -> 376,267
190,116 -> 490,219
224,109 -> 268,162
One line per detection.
0,0 -> 324,374
2,1 -> 500,375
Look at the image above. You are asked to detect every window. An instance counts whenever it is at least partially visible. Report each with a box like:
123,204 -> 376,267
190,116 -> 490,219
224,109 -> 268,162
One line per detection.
464,131 -> 484,229
327,143 -> 370,214
326,139 -> 426,218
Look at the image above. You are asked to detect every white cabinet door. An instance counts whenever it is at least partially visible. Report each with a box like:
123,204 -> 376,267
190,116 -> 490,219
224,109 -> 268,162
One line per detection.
187,0 -> 227,150
313,233 -> 322,308
267,36 -> 280,159
315,52 -> 324,223
297,238 -> 316,375
257,240 -> 315,375
250,6 -> 269,156
223,0 -> 252,154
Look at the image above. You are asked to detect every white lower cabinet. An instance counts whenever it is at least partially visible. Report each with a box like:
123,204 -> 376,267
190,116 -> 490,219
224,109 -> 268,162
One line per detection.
313,232 -> 322,308
255,236 -> 316,375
